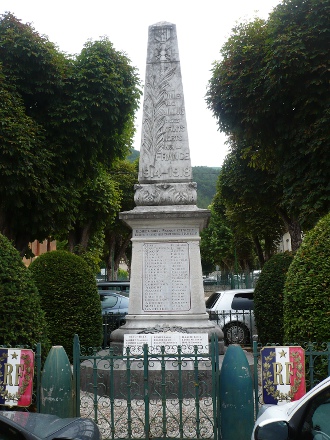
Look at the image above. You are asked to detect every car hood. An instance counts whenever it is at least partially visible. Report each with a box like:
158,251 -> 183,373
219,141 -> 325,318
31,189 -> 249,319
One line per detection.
255,400 -> 297,426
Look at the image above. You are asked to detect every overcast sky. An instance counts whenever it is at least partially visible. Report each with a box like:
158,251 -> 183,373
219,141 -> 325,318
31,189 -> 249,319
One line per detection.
1,0 -> 281,167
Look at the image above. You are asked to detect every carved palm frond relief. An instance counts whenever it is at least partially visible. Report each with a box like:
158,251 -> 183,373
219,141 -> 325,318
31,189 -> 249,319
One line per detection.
142,65 -> 177,164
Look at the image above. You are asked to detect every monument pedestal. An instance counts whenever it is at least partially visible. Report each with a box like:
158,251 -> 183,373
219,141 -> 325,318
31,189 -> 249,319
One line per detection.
110,205 -> 224,353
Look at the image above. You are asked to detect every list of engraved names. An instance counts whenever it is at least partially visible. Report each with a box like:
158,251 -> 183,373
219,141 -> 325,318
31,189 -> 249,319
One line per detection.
143,242 -> 191,312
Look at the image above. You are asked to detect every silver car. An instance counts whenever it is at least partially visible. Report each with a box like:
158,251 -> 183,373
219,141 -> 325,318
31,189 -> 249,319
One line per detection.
205,289 -> 256,344
252,375 -> 330,439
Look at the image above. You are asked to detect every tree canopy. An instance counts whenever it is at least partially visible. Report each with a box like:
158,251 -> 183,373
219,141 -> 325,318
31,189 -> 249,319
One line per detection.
206,0 -> 330,250
0,13 -> 141,256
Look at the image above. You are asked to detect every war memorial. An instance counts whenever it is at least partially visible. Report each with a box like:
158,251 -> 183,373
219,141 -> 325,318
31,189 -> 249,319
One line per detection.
110,22 -> 224,352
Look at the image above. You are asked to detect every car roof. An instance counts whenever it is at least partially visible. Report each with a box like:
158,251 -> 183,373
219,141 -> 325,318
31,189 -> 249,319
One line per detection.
97,281 -> 130,285
0,411 -> 77,438
98,290 -> 127,298
215,289 -> 254,294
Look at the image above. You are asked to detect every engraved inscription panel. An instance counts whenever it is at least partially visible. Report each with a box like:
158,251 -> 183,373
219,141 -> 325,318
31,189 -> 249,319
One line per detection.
143,242 -> 191,312
123,333 -> 208,355
134,228 -> 199,238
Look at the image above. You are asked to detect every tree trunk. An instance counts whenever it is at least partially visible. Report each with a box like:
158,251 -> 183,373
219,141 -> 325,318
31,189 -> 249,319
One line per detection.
253,235 -> 265,268
276,207 -> 302,252
113,233 -> 132,275
67,224 -> 91,253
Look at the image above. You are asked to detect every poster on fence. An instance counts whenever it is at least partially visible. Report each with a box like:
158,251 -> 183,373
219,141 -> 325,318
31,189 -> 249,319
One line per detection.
261,346 -> 305,404
0,348 -> 34,407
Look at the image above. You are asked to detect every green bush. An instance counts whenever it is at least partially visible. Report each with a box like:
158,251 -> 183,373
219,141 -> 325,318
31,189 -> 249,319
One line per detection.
284,214 -> 330,343
29,250 -> 103,359
254,252 -> 294,344
0,234 -> 49,348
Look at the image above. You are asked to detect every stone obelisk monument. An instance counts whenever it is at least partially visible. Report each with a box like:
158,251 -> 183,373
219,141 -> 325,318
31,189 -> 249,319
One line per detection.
110,22 -> 223,350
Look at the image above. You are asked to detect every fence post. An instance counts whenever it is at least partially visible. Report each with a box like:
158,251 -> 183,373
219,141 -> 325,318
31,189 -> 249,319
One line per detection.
72,334 -> 81,417
253,340 -> 259,416
220,345 -> 254,440
36,342 -> 41,413
143,344 -> 150,440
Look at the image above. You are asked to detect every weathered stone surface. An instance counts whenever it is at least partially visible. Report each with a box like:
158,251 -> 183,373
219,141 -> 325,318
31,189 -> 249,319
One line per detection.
111,22 -> 224,352
134,182 -> 197,205
138,22 -> 192,186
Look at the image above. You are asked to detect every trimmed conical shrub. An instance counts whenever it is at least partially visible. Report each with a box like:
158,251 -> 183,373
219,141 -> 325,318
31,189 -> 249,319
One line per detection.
29,250 -> 102,359
284,214 -> 330,343
0,233 -> 49,348
254,252 -> 293,344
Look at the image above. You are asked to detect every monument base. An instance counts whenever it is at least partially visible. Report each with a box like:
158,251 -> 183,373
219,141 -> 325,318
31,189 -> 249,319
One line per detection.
112,204 -> 225,354
110,314 -> 224,354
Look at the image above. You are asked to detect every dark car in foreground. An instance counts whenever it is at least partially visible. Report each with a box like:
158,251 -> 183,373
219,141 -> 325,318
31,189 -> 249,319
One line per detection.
252,376 -> 330,439
0,411 -> 100,440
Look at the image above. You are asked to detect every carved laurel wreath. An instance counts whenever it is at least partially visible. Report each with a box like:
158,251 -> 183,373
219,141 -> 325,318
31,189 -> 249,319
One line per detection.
0,352 -> 33,403
262,349 -> 304,401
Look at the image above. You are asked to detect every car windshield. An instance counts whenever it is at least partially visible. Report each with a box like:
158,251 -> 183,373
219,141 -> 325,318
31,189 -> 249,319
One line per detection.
100,294 -> 118,309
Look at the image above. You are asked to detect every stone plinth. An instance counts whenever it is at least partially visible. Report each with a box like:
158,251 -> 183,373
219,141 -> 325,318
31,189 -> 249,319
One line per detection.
110,205 -> 224,352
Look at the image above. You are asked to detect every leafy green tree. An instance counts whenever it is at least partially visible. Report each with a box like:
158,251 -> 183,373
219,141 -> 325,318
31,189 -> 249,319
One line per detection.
0,233 -> 49,348
0,13 -> 141,255
200,181 -> 256,274
284,213 -> 330,343
29,250 -> 103,359
254,252 -> 293,344
218,151 -> 285,266
206,0 -> 330,248
102,160 -> 138,279
200,202 -> 234,273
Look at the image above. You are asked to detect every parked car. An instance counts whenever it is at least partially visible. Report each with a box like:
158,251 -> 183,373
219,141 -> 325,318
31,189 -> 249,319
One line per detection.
99,290 -> 129,325
0,411 -> 101,439
205,289 -> 256,345
99,290 -> 129,315
252,375 -> 330,440
97,281 -> 130,297
203,276 -> 218,285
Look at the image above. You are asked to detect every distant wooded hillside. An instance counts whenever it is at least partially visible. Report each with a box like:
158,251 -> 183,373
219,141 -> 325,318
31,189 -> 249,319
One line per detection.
192,166 -> 220,208
127,150 -> 220,209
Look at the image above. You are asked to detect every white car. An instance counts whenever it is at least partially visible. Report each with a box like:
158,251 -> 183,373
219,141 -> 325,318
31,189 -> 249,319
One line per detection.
205,289 -> 256,344
252,376 -> 330,439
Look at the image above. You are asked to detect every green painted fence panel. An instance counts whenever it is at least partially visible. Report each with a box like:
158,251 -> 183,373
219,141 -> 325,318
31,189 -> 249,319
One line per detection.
40,345 -> 73,417
220,345 -> 254,440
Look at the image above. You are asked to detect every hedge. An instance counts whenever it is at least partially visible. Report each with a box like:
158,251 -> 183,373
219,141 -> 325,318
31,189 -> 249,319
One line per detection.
0,234 -> 49,348
29,250 -> 103,359
254,252 -> 293,344
284,213 -> 330,343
